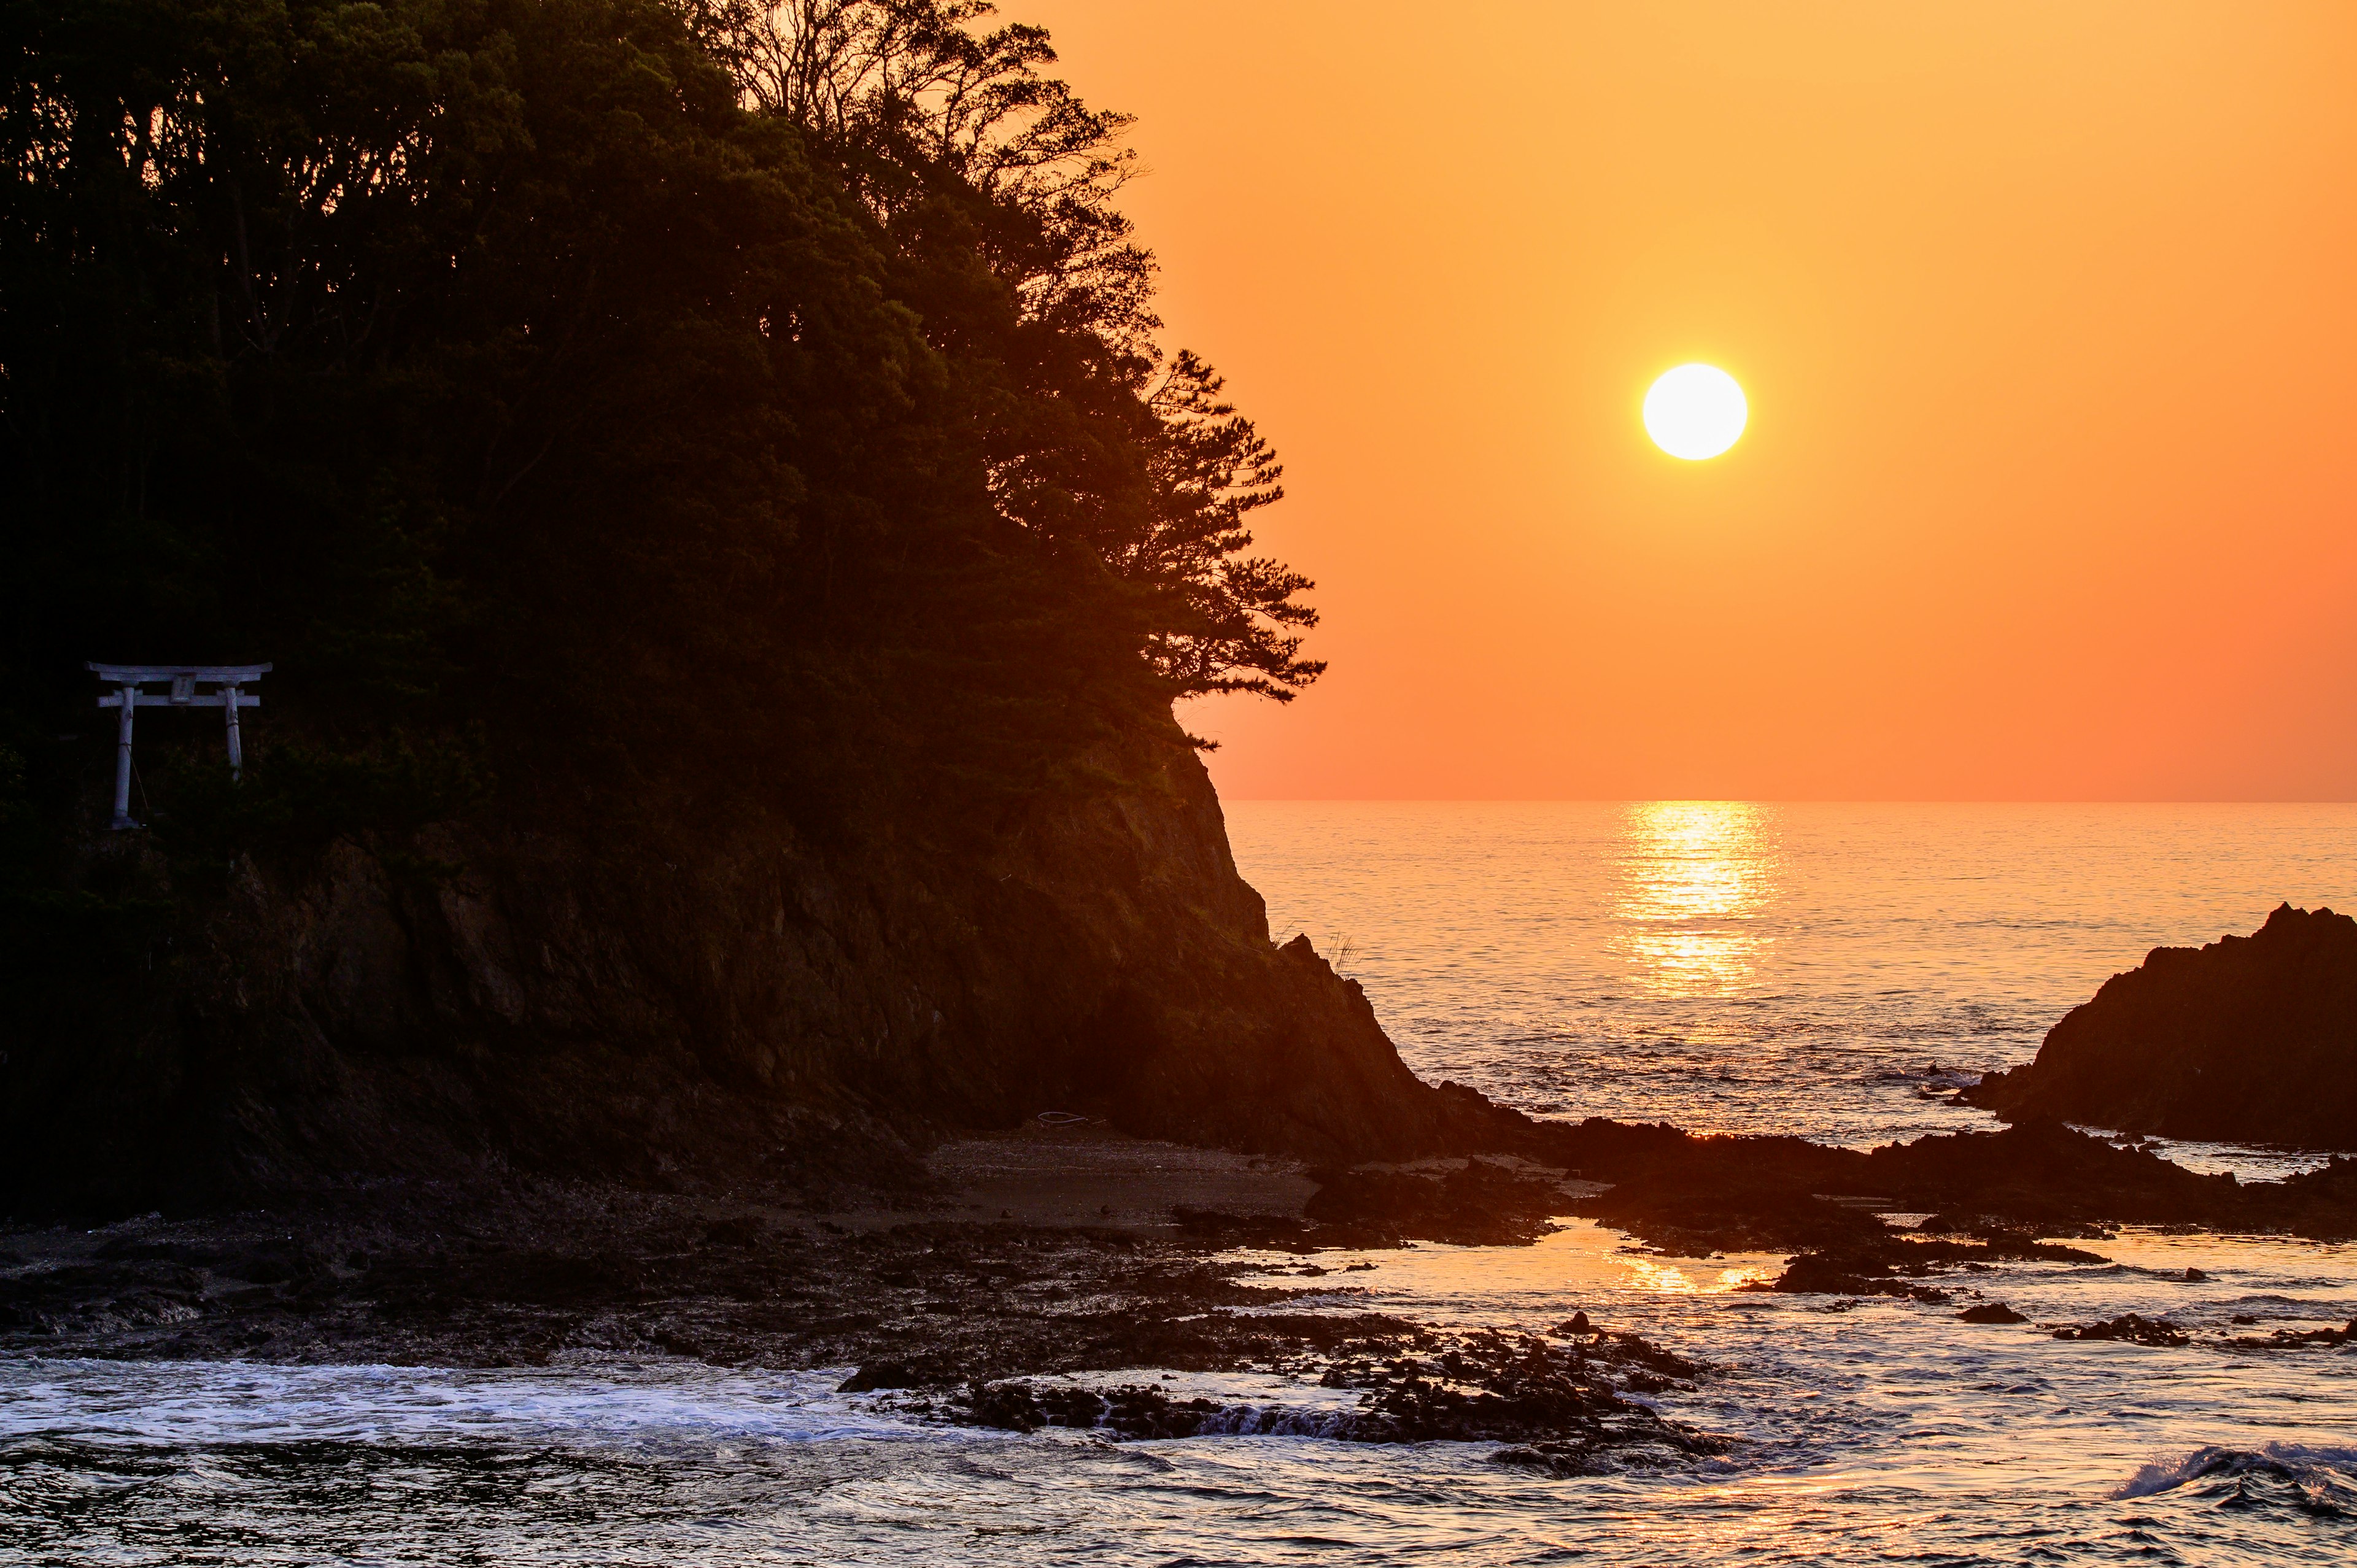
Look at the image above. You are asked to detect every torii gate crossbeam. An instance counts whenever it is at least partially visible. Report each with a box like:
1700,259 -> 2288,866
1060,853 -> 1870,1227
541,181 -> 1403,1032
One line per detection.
88,663 -> 272,830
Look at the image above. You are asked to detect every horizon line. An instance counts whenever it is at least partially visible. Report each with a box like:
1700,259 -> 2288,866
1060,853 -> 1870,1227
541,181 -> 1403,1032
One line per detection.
1216,796 -> 2357,806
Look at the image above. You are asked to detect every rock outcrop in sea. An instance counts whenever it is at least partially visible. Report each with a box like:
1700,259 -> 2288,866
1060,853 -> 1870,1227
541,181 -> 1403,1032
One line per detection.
1960,903 -> 2357,1148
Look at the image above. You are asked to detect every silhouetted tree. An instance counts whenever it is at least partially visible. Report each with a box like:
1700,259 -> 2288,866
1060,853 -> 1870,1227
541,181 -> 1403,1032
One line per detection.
0,0 -> 1318,866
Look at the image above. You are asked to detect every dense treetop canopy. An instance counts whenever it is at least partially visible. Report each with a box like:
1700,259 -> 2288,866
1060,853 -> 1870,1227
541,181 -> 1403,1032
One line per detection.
0,0 -> 1320,866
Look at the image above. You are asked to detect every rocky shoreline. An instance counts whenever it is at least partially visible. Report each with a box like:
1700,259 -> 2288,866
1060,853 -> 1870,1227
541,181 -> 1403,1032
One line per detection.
7,1116 -> 2353,1473
0,1135 -> 1721,1472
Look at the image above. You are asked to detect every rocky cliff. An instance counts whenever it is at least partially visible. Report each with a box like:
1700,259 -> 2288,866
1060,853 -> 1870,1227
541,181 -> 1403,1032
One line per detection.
1961,903 -> 2357,1148
3,716 -> 1509,1213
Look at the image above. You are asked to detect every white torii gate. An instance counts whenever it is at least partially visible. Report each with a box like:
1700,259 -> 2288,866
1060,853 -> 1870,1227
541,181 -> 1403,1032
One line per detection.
89,662 -> 272,830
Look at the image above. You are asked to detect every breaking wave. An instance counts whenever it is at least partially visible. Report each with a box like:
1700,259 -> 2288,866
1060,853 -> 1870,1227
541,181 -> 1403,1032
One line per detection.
2116,1442 -> 2357,1514
0,1357 -> 931,1452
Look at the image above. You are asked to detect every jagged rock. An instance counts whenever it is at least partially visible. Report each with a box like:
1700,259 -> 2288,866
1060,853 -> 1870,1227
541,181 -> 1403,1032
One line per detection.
1759,1232 -> 2103,1301
1572,1149 -> 1885,1256
1962,904 -> 2357,1148
1301,1159 -> 1569,1246
952,1329 -> 1718,1452
2053,1313 -> 2187,1346
1533,1115 -> 2357,1253
1957,1302 -> 2029,1324
1765,1251 -> 1948,1300
2229,1316 -> 2357,1348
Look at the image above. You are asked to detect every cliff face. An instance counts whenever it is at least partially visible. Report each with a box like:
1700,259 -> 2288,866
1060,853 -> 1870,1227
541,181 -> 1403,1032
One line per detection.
10,716 -> 1490,1211
1962,903 -> 2357,1148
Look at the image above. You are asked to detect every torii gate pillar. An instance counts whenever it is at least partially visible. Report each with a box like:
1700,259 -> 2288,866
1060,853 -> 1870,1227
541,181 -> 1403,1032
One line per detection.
88,663 -> 272,830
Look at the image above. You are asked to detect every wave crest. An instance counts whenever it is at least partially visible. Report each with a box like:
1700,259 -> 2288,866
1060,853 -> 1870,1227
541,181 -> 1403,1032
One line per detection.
2116,1442 -> 2357,1514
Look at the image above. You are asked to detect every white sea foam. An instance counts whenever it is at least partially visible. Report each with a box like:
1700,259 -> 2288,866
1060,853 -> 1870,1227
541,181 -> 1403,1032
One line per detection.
0,1357 -> 935,1451
7,1235 -> 2357,1565
2116,1441 -> 2357,1504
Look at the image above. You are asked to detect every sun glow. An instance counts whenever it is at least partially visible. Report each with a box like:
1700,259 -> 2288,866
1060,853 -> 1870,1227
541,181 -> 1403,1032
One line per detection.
1642,363 -> 1747,460
1620,1257 -> 1778,1294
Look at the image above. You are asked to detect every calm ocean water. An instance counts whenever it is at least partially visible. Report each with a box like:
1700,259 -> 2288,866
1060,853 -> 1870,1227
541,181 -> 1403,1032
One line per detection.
6,804 -> 2355,1564
1230,800 -> 2357,1175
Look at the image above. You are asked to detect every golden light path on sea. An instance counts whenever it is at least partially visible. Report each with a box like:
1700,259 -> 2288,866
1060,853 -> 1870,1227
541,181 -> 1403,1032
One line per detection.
1621,1257 -> 1778,1294
1611,800 -> 1782,997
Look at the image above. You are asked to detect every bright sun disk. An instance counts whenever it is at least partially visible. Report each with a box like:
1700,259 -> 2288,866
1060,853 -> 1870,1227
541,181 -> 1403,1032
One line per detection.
1643,363 -> 1747,460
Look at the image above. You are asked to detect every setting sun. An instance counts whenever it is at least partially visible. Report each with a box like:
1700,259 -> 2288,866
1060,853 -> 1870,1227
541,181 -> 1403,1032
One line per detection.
14,7 -> 2357,1563
1643,363 -> 1747,460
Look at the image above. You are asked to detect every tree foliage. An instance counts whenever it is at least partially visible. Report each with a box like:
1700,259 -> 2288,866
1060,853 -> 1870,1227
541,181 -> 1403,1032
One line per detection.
0,0 -> 1320,873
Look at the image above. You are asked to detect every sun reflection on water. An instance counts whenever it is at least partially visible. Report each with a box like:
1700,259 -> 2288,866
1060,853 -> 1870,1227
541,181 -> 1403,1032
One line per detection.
1619,1257 -> 1776,1294
1611,800 -> 1781,997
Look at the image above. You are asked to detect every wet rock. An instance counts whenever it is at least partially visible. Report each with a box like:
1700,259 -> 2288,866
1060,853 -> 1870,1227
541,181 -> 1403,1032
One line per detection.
701,1216 -> 767,1249
1168,1207 -> 1394,1254
1491,1427 -> 1729,1478
1567,1135 -> 1879,1256
961,1379 -> 1159,1434
953,1329 -> 1719,1455
1957,1302 -> 2029,1324
1861,1121 -> 2242,1232
1762,1234 -> 2102,1300
1551,1311 -> 1593,1336
1558,1115 -> 2357,1248
2228,1315 -> 2357,1349
1490,1440 -> 1614,1477
1766,1251 -> 1947,1301
1302,1160 -> 1570,1246
1598,1329 -> 1707,1385
2053,1313 -> 2188,1346
1918,1213 -> 2113,1243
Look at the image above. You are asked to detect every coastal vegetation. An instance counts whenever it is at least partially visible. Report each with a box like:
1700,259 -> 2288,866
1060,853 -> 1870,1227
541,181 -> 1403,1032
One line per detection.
4,0 -> 1321,803
1,0 -> 1323,1151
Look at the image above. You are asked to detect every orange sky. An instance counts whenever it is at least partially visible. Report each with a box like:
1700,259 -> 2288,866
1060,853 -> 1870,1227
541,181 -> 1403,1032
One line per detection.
1023,1 -> 2357,799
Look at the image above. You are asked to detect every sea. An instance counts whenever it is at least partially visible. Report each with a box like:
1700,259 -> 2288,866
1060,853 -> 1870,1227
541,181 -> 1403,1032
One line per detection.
4,802 -> 2355,1565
